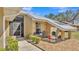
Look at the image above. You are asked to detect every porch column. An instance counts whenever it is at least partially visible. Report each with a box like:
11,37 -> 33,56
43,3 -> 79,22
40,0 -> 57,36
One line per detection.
3,16 -> 6,48
68,31 -> 71,39
56,28 -> 59,39
77,26 -> 79,30
61,30 -> 65,40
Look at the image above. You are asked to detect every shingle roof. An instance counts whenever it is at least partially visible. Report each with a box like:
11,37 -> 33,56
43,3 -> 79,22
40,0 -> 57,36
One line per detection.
20,11 -> 77,31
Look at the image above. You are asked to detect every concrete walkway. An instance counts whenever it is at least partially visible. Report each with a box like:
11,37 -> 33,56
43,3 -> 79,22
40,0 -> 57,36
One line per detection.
18,39 -> 41,51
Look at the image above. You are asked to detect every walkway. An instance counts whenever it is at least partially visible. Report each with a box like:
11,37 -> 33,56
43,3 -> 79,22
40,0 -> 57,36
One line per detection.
18,38 -> 41,51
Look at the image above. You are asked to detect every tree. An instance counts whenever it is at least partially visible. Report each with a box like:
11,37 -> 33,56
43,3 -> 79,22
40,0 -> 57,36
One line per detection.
45,9 -> 77,22
69,10 -> 79,21
56,13 -> 66,22
45,13 -> 55,19
64,10 -> 74,22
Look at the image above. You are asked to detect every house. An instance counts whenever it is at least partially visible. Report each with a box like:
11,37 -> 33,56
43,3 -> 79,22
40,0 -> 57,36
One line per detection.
0,7 -> 77,48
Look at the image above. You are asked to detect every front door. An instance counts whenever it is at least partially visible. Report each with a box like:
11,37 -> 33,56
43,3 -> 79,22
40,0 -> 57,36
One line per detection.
10,22 -> 22,37
9,15 -> 24,37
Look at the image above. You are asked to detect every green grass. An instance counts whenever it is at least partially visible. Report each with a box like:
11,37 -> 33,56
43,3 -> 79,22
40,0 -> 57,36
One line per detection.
0,48 -> 6,51
72,32 -> 79,40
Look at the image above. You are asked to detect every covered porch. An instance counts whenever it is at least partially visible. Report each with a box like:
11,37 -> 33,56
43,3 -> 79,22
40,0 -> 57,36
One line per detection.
31,18 -> 77,42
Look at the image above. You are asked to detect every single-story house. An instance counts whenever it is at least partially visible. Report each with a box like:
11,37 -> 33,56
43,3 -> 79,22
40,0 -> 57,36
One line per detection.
0,7 -> 77,48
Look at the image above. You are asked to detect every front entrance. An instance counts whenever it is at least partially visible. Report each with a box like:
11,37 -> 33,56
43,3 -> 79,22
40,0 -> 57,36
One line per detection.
36,22 -> 41,34
9,16 -> 24,37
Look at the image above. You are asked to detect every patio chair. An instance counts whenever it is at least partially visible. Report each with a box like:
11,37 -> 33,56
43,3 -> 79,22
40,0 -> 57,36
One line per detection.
50,35 -> 57,43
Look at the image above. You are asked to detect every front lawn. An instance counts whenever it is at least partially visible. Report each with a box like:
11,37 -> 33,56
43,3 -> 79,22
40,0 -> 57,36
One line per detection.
72,32 -> 79,40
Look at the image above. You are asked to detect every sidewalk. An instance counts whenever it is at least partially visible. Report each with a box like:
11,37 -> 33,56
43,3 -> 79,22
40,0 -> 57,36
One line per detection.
18,40 -> 41,51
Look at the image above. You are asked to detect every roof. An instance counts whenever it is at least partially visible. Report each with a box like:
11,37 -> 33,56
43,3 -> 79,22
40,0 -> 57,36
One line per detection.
43,18 -> 77,31
20,11 -> 77,31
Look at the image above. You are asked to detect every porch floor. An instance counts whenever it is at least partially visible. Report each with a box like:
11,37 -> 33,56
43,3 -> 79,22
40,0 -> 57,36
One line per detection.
18,38 -> 41,51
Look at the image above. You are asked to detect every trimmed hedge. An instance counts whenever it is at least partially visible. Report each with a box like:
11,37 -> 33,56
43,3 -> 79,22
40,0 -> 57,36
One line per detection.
6,36 -> 18,51
30,35 -> 41,44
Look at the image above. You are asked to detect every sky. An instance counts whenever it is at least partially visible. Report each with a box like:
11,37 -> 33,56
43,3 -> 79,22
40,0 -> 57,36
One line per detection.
22,7 -> 79,16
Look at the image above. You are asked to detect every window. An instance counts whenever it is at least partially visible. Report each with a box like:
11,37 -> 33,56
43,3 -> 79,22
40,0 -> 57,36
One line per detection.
36,22 -> 41,34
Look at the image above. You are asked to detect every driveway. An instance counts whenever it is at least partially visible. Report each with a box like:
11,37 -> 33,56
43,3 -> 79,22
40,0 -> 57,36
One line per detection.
18,38 -> 41,51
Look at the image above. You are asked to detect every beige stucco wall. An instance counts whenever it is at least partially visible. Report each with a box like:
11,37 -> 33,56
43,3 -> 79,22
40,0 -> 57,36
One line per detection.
44,22 -> 52,35
31,21 -> 45,34
0,8 -> 4,48
31,20 -> 52,36
0,7 -> 22,48
32,21 -> 36,34
31,21 -> 47,34
2,7 -> 22,37
3,7 -> 22,21
4,7 -> 22,37
24,15 -> 33,37
24,19 -> 53,36
4,7 -> 21,16
4,8 -> 21,37
5,20 -> 9,37
41,22 -> 46,32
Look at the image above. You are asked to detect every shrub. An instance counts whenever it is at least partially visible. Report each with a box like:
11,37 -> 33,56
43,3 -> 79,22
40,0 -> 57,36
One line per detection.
26,34 -> 31,39
30,35 -> 41,44
6,36 -> 18,51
